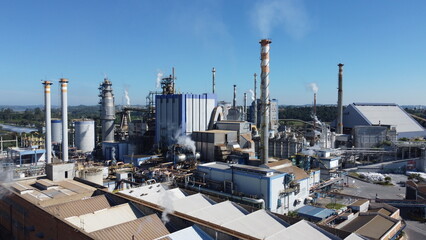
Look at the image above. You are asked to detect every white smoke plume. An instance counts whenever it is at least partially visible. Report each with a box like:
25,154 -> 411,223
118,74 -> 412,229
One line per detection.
307,82 -> 319,94
156,71 -> 163,89
0,165 -> 13,199
124,89 -> 130,106
158,185 -> 175,224
248,89 -> 255,101
174,130 -> 196,155
251,0 -> 310,39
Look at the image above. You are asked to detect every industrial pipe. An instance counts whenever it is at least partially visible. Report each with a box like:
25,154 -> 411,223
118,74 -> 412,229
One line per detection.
260,39 -> 271,164
43,81 -> 53,164
233,84 -> 237,109
253,73 -> 258,127
60,78 -> 69,162
212,67 -> 216,94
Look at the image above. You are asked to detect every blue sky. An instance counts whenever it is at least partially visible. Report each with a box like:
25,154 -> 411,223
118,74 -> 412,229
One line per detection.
0,0 -> 425,106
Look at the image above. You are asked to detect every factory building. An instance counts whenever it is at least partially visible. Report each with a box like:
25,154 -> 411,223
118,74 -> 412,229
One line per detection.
196,161 -> 318,214
155,93 -> 216,148
341,103 -> 426,139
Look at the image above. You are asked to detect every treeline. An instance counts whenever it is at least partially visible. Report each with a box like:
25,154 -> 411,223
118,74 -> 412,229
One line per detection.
0,105 -> 101,128
278,105 -> 339,123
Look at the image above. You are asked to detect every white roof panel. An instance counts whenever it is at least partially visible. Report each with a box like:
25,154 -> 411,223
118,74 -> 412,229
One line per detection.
158,225 -> 213,240
223,209 -> 287,239
266,220 -> 337,240
189,201 -> 248,225
172,193 -> 214,214
354,104 -> 424,133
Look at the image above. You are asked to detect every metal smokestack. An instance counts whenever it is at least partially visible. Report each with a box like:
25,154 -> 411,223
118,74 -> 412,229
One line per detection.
337,63 -> 344,134
233,84 -> 237,109
311,92 -> 317,146
212,67 -> 216,94
244,92 -> 247,121
43,81 -> 53,164
260,39 -> 271,164
100,78 -> 115,142
253,73 -> 258,127
59,78 -> 69,162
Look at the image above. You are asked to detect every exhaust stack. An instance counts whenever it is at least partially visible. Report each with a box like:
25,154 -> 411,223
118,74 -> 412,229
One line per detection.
100,78 -> 115,142
43,81 -> 53,164
260,39 -> 271,164
337,63 -> 344,134
212,67 -> 216,94
60,78 -> 69,162
233,84 -> 237,109
244,92 -> 247,121
253,73 -> 258,127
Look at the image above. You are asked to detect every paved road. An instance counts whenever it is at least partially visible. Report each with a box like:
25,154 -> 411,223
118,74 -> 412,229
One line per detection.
404,220 -> 426,240
340,174 -> 406,199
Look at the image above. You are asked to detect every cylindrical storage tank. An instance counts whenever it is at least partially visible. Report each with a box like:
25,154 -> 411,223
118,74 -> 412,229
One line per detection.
51,119 -> 62,144
74,119 -> 95,153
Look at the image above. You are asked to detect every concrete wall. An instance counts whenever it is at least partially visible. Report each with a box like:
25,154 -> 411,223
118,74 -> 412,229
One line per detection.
46,163 -> 75,181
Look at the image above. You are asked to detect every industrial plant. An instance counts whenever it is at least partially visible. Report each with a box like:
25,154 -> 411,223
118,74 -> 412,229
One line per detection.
1,38 -> 426,240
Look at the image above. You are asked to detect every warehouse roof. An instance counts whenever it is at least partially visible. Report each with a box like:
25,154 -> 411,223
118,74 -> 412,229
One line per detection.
189,201 -> 248,225
297,205 -> 335,221
120,184 -> 187,204
90,214 -> 169,240
44,195 -> 112,219
340,214 -> 397,239
265,220 -> 339,240
275,165 -> 309,181
159,225 -> 214,240
65,203 -> 144,233
172,193 -> 215,214
223,209 -> 289,239
343,103 -> 426,137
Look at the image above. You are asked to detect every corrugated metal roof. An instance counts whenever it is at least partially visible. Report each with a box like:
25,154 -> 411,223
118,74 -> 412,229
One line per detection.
275,166 -> 309,180
351,103 -> 425,133
158,225 -> 213,240
189,201 -> 248,225
353,215 -> 396,239
65,203 -> 144,233
297,205 -> 335,220
44,195 -> 112,219
120,185 -> 187,204
265,220 -> 337,240
172,193 -> 214,214
90,214 -> 170,240
223,209 -> 288,239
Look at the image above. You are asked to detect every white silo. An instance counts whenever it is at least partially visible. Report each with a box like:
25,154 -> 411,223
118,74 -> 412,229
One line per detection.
74,119 -> 95,153
51,119 -> 62,144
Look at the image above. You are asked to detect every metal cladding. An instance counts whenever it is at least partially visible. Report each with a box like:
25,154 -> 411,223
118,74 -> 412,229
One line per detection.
75,119 -> 95,153
59,78 -> 69,162
253,73 -> 258,127
260,39 -> 271,164
212,67 -> 216,94
51,119 -> 62,143
42,81 -> 53,164
100,78 -> 115,142
233,85 -> 237,108
337,63 -> 344,134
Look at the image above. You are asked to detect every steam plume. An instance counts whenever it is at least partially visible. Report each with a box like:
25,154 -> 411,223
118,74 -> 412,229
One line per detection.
248,89 -> 255,101
124,89 -> 130,106
174,130 -> 196,155
307,82 -> 319,93
156,71 -> 163,89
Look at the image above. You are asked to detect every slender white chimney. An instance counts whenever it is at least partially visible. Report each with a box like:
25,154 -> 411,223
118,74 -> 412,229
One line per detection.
43,81 -> 53,164
260,39 -> 271,164
253,73 -> 258,127
60,78 -> 69,162
233,84 -> 237,109
212,67 -> 216,94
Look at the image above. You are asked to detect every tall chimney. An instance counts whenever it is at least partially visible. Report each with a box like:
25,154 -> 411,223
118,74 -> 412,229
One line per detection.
260,39 -> 271,164
337,63 -> 344,134
233,84 -> 237,109
253,73 -> 258,127
311,93 -> 317,146
43,81 -> 53,164
244,92 -> 247,121
59,78 -> 69,162
101,78 -> 115,142
212,67 -> 216,94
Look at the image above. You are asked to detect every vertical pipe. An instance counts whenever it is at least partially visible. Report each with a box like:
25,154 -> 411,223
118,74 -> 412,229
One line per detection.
337,63 -> 344,134
233,84 -> 237,109
43,81 -> 53,164
212,67 -> 216,94
311,93 -> 317,146
260,39 -> 271,164
60,78 -> 69,162
254,73 -> 258,127
244,92 -> 247,121
101,78 -> 115,142
172,67 -> 175,94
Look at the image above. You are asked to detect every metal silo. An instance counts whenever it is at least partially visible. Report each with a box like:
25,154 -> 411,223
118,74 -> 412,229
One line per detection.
74,119 -> 95,153
51,119 -> 62,144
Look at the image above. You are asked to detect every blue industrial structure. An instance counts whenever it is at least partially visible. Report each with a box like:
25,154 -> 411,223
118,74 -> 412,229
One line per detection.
155,93 -> 216,148
297,205 -> 335,222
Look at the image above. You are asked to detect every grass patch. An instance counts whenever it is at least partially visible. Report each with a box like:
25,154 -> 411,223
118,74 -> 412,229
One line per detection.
374,181 -> 394,186
325,203 -> 345,210
348,172 -> 360,178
